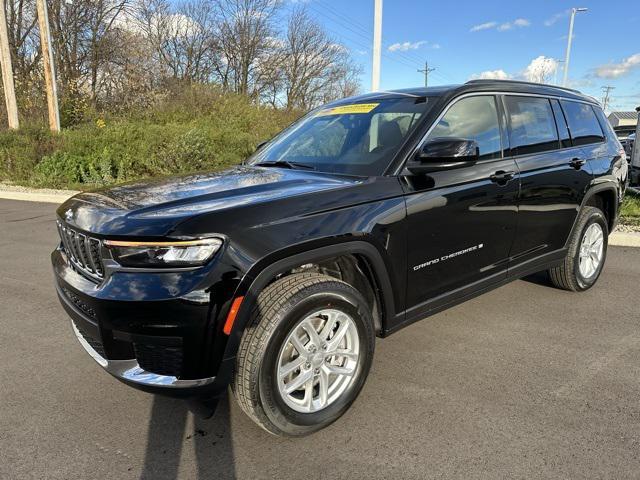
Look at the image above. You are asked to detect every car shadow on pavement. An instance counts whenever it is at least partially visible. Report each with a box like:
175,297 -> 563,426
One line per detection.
139,393 -> 236,480
522,270 -> 553,287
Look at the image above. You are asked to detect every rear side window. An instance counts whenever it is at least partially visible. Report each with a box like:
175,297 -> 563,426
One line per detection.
428,95 -> 502,160
551,100 -> 572,148
504,96 -> 559,155
560,100 -> 605,146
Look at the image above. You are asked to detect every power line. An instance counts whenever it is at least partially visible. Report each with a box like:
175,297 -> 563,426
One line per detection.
305,1 -> 457,87
601,85 -> 615,111
308,1 -> 454,84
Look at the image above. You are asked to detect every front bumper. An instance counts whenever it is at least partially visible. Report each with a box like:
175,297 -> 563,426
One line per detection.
70,314 -> 216,389
52,247 -> 236,397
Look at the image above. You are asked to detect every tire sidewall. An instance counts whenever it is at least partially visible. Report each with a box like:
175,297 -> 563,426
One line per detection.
573,210 -> 608,290
258,285 -> 374,436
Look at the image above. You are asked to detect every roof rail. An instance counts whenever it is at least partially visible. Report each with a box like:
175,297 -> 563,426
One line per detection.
465,79 -> 582,95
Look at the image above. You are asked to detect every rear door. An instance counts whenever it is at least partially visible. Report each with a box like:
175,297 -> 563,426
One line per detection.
504,95 -> 595,274
401,95 -> 519,313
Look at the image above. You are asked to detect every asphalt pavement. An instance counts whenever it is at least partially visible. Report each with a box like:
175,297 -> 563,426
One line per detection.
1,198 -> 640,480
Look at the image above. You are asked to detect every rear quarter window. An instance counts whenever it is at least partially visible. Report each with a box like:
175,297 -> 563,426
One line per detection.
560,100 -> 605,146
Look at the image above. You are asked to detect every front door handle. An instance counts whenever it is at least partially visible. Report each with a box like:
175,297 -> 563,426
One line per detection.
490,170 -> 516,185
570,157 -> 586,169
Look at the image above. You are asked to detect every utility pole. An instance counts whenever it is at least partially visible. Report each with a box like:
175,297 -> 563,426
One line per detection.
36,0 -> 60,132
371,0 -> 382,91
417,61 -> 435,87
562,7 -> 588,87
601,86 -> 615,111
0,0 -> 19,129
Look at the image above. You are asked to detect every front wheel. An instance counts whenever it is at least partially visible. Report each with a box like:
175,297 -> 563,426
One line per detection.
232,273 -> 375,436
549,206 -> 608,291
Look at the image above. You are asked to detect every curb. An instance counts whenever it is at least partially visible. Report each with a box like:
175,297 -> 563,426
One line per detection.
0,187 -> 77,204
1,187 -> 640,247
609,232 -> 640,248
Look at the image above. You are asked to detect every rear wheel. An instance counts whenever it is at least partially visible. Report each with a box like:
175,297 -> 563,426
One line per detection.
232,273 -> 375,436
549,206 -> 608,291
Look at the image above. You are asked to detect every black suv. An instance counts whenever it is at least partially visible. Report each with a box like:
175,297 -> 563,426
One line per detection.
53,80 -> 628,436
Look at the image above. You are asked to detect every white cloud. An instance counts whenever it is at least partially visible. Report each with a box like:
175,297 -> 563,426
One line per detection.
388,40 -> 426,52
544,10 -> 570,27
431,43 -> 441,50
522,56 -> 559,82
469,56 -> 559,84
472,18 -> 530,32
470,21 -> 497,32
594,53 -> 640,78
469,69 -> 512,80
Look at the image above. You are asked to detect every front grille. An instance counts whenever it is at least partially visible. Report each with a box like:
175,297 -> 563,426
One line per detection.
134,343 -> 183,377
73,321 -> 106,358
57,221 -> 104,281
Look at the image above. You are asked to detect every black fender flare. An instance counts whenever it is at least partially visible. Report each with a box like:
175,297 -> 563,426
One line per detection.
221,240 -> 397,361
565,181 -> 619,247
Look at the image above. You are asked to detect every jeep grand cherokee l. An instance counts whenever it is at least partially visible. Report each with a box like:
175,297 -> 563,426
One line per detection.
53,79 -> 628,436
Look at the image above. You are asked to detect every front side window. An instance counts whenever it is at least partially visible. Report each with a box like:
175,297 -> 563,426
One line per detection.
249,97 -> 434,176
505,96 -> 559,155
560,100 -> 605,146
427,95 -> 502,160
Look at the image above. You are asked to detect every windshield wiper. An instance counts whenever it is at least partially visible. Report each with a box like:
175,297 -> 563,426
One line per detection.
255,160 -> 316,171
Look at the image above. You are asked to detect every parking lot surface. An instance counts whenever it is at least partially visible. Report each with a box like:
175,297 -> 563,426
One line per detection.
2,198 -> 640,479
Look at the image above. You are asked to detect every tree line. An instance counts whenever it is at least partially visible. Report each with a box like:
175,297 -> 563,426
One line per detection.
2,0 -> 362,126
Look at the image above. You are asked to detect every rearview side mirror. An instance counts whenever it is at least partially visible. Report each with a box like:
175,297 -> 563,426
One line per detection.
407,137 -> 479,175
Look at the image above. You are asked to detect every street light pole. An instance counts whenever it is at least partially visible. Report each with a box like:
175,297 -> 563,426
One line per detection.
562,7 -> 588,87
371,0 -> 382,91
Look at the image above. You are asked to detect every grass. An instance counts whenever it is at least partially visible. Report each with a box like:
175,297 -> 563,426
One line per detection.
0,86 -> 302,190
620,191 -> 640,226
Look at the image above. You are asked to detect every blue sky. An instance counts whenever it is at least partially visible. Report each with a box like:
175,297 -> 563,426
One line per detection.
290,0 -> 640,112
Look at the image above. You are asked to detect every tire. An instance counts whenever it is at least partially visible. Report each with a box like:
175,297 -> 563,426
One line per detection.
232,272 -> 375,436
549,206 -> 608,292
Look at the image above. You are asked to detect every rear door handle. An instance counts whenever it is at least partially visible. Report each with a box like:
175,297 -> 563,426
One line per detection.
570,157 -> 586,169
490,170 -> 516,185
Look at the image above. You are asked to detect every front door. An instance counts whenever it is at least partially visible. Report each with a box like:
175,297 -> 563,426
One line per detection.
401,95 -> 519,315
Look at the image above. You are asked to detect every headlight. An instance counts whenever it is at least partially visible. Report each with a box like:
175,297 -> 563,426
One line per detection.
104,238 -> 222,267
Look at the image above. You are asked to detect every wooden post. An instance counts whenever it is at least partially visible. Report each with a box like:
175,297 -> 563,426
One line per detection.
36,0 -> 60,132
0,0 -> 19,129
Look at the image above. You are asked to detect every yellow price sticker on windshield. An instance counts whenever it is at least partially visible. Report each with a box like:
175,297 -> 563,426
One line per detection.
316,103 -> 379,117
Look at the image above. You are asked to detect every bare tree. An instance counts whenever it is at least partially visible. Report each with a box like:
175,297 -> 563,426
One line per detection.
136,0 -> 217,82
213,0 -> 280,98
282,7 -> 360,110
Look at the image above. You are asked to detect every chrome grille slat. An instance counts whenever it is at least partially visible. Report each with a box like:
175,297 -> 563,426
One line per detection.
76,233 -> 90,270
57,221 -> 104,282
65,228 -> 79,262
83,235 -> 98,273
89,239 -> 104,276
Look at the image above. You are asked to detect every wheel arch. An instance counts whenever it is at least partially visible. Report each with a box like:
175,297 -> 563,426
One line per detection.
221,240 -> 397,361
582,183 -> 619,233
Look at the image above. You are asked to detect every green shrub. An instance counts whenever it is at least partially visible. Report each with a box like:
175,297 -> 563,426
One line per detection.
0,86 -> 303,190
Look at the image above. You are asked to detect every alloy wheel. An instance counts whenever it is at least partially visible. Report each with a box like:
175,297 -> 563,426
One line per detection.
578,222 -> 604,279
276,309 -> 360,413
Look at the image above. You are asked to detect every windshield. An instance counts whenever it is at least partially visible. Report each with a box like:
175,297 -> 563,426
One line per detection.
249,97 -> 434,176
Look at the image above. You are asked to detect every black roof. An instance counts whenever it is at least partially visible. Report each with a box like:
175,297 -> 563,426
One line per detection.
334,79 -> 598,106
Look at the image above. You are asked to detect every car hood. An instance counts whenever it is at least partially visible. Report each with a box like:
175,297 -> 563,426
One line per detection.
58,166 -> 362,236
